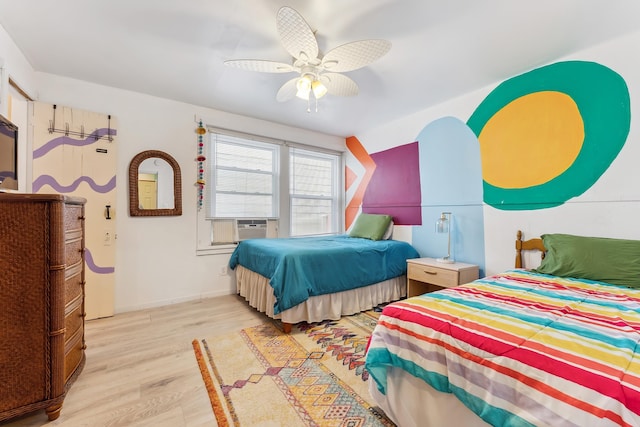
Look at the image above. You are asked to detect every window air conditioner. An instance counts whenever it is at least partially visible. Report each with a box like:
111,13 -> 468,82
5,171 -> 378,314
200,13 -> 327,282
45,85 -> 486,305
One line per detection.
235,219 -> 268,241
211,218 -> 278,244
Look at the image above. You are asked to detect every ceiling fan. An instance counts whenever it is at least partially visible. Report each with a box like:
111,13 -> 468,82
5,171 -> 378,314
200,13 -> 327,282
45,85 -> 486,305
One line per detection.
224,6 -> 391,111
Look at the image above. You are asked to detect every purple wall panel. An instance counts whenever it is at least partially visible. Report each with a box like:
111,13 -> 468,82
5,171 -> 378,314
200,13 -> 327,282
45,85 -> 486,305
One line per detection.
362,142 -> 422,225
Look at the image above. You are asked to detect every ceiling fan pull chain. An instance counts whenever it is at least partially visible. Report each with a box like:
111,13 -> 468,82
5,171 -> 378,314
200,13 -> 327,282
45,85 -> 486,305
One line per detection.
307,97 -> 311,113
315,97 -> 319,113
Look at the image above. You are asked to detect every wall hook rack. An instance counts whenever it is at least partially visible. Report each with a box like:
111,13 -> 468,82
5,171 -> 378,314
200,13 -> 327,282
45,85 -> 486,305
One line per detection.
48,104 -> 114,142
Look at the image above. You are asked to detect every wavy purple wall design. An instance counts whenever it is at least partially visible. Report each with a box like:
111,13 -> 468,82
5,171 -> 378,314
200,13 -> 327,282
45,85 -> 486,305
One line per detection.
33,128 -> 116,158
32,175 -> 116,193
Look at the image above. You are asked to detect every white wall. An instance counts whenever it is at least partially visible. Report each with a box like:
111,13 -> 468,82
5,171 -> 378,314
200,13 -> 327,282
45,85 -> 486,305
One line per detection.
0,24 -> 37,108
354,30 -> 640,276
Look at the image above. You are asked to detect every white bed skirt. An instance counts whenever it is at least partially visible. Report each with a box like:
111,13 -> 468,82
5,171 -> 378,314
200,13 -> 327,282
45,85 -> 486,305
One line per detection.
368,367 -> 491,427
234,265 -> 406,324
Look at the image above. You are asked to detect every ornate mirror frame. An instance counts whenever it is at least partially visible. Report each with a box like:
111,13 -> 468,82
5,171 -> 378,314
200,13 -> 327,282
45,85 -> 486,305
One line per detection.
129,150 -> 182,216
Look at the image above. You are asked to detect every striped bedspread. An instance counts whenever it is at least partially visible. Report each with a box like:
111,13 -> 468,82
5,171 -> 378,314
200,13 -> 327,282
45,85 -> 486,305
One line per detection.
365,269 -> 640,427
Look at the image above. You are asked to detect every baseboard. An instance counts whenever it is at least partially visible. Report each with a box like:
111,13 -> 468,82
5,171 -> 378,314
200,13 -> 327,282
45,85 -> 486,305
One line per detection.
114,289 -> 234,314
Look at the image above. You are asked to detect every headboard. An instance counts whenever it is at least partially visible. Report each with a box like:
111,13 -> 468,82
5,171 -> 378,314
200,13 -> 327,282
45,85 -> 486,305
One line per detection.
515,230 -> 546,268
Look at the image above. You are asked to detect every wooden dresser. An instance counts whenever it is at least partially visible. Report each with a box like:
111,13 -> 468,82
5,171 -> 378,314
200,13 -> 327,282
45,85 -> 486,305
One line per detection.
0,193 -> 87,422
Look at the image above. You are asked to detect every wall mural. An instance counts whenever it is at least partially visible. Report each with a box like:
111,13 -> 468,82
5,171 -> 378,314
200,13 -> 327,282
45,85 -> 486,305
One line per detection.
468,60 -> 630,210
413,117 -> 485,272
345,136 -> 376,230
345,137 -> 422,229
346,61 -> 630,273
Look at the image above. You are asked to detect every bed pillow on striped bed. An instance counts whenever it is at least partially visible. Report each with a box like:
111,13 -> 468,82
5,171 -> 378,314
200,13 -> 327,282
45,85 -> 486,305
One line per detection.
534,233 -> 640,288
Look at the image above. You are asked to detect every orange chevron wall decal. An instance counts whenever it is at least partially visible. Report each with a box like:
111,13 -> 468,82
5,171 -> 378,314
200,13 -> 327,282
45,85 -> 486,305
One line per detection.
345,166 -> 357,191
345,136 -> 376,229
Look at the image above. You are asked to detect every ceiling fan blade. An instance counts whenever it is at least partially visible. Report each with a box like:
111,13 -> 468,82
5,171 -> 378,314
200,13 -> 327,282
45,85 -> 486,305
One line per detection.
224,59 -> 295,73
276,6 -> 319,62
321,39 -> 391,72
276,78 -> 299,102
319,73 -> 359,97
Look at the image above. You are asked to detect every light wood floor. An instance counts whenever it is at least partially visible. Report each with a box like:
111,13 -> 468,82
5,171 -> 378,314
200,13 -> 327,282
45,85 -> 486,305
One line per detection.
3,294 -> 266,427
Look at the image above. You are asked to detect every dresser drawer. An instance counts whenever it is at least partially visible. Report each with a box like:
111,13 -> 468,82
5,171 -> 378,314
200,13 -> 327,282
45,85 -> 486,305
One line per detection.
64,329 -> 84,382
64,262 -> 83,304
64,298 -> 83,342
63,205 -> 84,235
408,263 -> 459,288
65,238 -> 83,265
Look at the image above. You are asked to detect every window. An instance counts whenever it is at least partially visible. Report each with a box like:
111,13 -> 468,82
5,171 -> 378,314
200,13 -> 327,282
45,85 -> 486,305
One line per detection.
290,148 -> 339,236
208,134 -> 278,218
197,127 -> 343,253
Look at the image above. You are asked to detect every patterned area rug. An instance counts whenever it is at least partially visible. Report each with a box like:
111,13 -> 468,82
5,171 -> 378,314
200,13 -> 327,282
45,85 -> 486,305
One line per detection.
192,309 -> 395,426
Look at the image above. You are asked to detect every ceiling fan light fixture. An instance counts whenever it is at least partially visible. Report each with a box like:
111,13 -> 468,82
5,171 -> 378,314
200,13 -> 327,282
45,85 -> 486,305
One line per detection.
226,7 -> 390,107
312,80 -> 328,99
295,75 -> 312,100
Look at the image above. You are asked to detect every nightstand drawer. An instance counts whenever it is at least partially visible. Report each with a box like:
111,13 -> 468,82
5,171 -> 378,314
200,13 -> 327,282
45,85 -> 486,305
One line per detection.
408,263 -> 458,288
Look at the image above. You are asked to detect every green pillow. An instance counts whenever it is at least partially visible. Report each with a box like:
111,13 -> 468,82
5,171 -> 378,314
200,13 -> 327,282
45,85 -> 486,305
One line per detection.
534,233 -> 640,288
348,213 -> 392,241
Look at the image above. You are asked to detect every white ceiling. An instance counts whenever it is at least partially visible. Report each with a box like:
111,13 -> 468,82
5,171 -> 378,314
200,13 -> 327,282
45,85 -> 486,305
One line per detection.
1,0 -> 640,137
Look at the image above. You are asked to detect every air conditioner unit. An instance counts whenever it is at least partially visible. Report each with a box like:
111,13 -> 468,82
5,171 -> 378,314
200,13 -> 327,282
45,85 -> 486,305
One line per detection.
211,218 -> 278,244
235,219 -> 268,241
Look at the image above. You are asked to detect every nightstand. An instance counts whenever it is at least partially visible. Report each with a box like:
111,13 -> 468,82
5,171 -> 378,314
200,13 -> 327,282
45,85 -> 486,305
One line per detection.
407,257 -> 479,298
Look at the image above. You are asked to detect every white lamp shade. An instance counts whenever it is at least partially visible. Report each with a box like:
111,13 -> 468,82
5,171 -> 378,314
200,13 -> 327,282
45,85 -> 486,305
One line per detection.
296,75 -> 312,100
312,80 -> 328,99
435,215 -> 449,233
435,212 -> 453,263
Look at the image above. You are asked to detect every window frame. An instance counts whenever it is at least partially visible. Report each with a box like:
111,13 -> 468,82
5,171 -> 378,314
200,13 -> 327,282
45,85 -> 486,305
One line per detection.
207,135 -> 280,219
289,147 -> 340,237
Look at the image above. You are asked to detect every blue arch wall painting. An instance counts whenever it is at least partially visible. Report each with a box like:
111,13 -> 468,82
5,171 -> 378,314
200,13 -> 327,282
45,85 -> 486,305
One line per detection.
412,117 -> 485,274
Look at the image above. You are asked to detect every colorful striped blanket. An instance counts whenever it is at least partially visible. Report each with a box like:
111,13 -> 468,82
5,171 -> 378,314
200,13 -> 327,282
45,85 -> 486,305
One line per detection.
365,269 -> 640,427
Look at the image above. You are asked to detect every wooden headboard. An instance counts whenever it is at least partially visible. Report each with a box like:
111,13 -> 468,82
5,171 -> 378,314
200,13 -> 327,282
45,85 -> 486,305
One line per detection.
515,230 -> 546,268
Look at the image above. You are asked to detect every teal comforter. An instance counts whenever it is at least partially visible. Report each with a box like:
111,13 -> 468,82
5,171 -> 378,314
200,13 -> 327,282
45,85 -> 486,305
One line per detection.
228,235 -> 420,314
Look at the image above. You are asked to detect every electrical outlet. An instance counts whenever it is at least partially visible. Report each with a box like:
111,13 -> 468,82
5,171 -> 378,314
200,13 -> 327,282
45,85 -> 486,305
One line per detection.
220,266 -> 228,275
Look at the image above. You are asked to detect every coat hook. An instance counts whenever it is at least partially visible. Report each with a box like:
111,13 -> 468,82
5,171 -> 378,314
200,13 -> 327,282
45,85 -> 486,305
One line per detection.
107,114 -> 113,142
49,104 -> 57,133
47,103 -> 114,142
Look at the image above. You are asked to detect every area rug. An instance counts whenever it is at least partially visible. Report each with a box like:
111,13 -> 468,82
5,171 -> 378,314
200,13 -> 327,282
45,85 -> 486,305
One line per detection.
192,310 -> 395,426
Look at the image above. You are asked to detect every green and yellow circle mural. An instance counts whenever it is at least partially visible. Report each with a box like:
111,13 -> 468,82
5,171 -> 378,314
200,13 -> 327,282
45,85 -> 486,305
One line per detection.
467,61 -> 630,210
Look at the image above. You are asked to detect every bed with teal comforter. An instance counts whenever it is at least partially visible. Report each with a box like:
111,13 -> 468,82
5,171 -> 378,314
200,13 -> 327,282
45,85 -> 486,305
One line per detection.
228,234 -> 420,314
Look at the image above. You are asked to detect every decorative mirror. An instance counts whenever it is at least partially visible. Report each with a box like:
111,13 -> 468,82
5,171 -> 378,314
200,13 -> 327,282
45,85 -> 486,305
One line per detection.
129,150 -> 182,216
